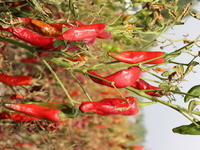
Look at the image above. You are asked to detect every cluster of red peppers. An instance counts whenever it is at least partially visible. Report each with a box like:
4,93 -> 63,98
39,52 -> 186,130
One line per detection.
0,17 -> 111,56
0,16 -> 165,120
81,51 -> 164,116
87,51 -> 163,97
0,52 -> 163,120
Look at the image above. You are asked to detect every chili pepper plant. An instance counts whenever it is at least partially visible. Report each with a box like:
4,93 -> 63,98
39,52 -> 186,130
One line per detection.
0,0 -> 199,149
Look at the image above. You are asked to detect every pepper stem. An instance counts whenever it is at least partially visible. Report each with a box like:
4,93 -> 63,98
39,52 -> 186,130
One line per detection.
41,58 -> 75,106
137,101 -> 157,108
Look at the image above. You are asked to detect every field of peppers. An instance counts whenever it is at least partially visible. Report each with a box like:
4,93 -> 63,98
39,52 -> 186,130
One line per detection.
0,0 -> 200,149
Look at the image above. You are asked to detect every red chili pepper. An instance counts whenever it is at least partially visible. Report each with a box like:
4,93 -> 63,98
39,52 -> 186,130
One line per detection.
9,94 -> 24,101
3,103 -> 62,122
0,112 -> 38,121
20,57 -> 39,63
131,78 -> 161,97
88,67 -> 141,88
15,142 -> 33,147
0,74 -> 32,86
79,96 -> 138,116
62,23 -> 107,41
108,51 -> 165,64
69,90 -> 81,97
72,20 -> 112,39
0,25 -> 57,48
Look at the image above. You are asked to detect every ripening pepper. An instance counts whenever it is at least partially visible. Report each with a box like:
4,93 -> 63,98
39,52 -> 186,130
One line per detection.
88,67 -> 141,88
108,51 -> 165,64
79,96 -> 138,116
131,78 -> 161,97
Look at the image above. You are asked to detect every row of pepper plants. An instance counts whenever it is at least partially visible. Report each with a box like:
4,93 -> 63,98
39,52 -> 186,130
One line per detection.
0,0 -> 200,149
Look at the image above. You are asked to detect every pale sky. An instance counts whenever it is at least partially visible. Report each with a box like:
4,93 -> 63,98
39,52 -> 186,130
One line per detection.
142,1 -> 200,150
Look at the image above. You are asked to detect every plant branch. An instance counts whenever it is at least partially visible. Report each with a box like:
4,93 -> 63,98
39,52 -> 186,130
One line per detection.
41,58 -> 74,106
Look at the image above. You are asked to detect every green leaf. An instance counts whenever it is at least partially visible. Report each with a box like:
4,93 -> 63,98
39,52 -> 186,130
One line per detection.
161,71 -> 174,77
159,82 -> 171,89
184,61 -> 199,76
172,122 -> 200,135
54,38 -> 65,48
184,85 -> 200,102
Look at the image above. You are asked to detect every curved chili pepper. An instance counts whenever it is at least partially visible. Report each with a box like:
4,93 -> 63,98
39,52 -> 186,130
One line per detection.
14,101 -> 81,119
0,112 -> 38,121
88,67 -> 141,88
0,26 -> 57,47
131,78 -> 161,97
0,74 -> 32,86
79,96 -> 138,116
3,103 -> 62,122
62,23 -> 107,41
108,51 -> 165,64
